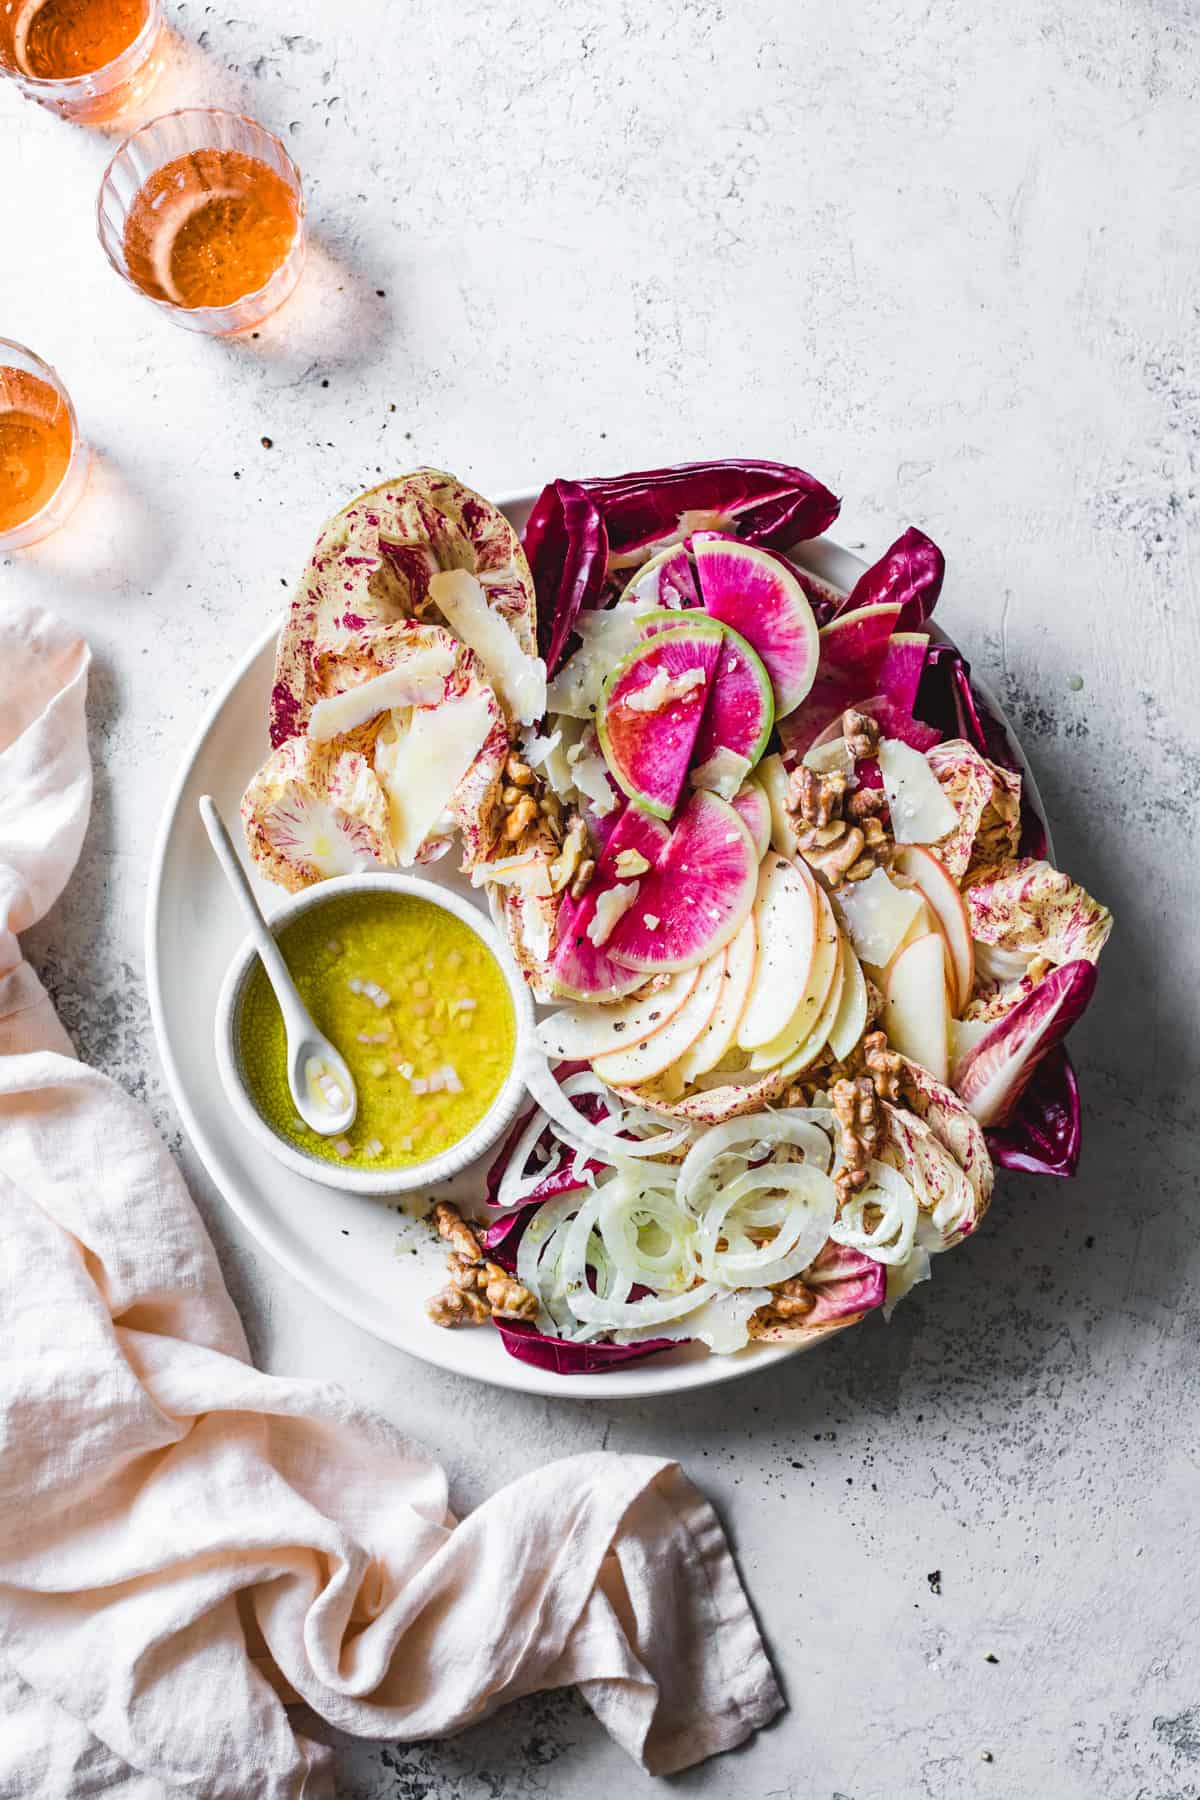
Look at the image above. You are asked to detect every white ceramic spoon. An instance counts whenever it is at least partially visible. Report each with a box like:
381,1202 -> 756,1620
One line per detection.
199,796 -> 357,1138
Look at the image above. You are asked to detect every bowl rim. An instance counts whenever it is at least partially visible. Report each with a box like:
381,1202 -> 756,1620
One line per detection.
213,870 -> 534,1197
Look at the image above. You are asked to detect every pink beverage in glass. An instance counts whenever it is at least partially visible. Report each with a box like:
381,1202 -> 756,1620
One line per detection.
0,340 -> 89,549
97,109 -> 307,334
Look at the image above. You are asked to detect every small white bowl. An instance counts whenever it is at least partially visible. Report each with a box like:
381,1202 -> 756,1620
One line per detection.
214,872 -> 534,1196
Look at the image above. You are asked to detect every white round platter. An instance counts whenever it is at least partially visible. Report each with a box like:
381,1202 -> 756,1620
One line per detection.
146,492 -> 1045,1400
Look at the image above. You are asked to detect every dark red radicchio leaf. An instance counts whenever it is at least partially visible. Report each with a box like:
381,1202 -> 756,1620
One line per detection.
584,459 -> 840,556
525,460 -> 840,676
954,960 -> 1095,1127
490,1319 -> 677,1375
984,1045 -> 1083,1178
833,526 -> 945,631
524,479 -> 608,675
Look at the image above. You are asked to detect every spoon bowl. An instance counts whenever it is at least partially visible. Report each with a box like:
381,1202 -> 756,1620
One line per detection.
198,796 -> 360,1137
290,1038 -> 357,1137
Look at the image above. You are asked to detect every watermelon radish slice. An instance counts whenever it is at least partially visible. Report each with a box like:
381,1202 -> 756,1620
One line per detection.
607,790 -> 758,973
691,622 -> 774,771
635,612 -> 774,772
691,532 -> 819,717
549,806 -> 670,1001
597,622 -> 724,819
623,541 -> 701,611
816,602 -> 902,680
634,608 -> 696,638
876,630 -> 930,715
731,780 -> 771,860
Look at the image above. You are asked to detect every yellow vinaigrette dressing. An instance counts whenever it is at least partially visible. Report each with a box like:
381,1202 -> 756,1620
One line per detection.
239,893 -> 515,1168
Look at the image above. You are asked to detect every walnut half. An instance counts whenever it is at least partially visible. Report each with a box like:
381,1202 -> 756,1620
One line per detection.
831,1074 -> 883,1209
426,1202 -> 539,1330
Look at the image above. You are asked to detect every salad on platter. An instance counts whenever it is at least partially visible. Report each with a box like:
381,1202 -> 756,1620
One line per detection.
240,459 -> 1111,1375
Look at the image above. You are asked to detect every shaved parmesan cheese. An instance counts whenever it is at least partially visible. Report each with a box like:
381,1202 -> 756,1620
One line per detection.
374,691 -> 493,863
428,568 -> 547,725
531,715 -> 586,802
471,852 -> 554,898
643,913 -> 660,929
586,881 -> 641,947
546,601 -> 644,719
613,848 -> 651,878
690,746 -> 752,800
624,665 -> 707,712
307,648 -> 455,740
571,743 -> 620,816
520,727 -> 561,769
548,817 -> 587,893
803,736 -> 855,781
836,867 -> 924,967
879,738 -> 959,844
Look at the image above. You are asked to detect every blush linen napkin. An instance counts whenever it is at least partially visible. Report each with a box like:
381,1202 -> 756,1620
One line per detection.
0,606 -> 783,1800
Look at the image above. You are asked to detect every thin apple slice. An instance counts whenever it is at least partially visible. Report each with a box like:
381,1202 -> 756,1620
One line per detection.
756,752 -> 796,856
591,955 -> 725,1085
883,932 -> 950,1082
735,855 -> 818,1049
883,896 -> 954,1003
730,780 -> 771,861
827,940 -> 869,1062
893,844 -> 974,1011
538,966 -> 700,1061
768,934 -> 848,1076
748,879 -> 840,1068
676,913 -> 758,1082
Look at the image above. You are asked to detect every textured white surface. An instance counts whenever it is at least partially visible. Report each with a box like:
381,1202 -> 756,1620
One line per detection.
4,1 -> 1200,1794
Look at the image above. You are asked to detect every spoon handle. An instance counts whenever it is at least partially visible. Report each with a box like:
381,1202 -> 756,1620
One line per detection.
198,796 -> 309,1026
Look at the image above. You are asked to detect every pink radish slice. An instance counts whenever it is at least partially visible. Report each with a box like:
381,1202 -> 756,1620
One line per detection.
690,623 -> 774,770
692,532 -> 819,717
606,790 -> 758,973
622,541 -> 702,610
549,807 -> 671,1001
597,622 -> 724,820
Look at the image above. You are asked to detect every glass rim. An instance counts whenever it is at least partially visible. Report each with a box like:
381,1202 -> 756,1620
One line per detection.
0,339 -> 85,550
1,0 -> 162,96
95,107 -> 307,326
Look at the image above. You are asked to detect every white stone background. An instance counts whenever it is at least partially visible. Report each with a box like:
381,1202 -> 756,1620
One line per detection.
4,0 -> 1200,1794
